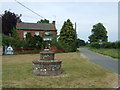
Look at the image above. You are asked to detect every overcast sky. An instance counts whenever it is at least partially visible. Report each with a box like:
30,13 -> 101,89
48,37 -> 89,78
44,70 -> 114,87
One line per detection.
0,0 -> 118,42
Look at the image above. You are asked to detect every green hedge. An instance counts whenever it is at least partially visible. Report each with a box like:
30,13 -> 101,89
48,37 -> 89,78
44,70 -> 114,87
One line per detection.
2,34 -> 42,50
89,41 -> 120,49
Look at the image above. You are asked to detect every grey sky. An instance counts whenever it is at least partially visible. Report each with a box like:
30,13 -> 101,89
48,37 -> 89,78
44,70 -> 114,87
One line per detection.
1,1 -> 118,42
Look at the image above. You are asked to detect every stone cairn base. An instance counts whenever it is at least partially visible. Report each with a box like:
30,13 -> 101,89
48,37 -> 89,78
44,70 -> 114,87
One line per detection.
32,51 -> 62,76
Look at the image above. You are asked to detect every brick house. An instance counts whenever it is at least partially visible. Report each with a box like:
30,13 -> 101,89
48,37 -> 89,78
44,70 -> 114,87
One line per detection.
16,21 -> 57,40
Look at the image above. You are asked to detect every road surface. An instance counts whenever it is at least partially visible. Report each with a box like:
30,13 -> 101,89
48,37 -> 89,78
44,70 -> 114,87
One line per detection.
79,48 -> 119,74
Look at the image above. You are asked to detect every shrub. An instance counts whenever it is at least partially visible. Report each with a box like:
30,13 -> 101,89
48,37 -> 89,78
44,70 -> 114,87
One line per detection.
89,42 -> 100,48
2,34 -> 16,47
2,34 -> 43,50
51,40 -> 76,52
101,41 -> 120,49
51,40 -> 66,52
114,41 -> 120,49
101,42 -> 111,48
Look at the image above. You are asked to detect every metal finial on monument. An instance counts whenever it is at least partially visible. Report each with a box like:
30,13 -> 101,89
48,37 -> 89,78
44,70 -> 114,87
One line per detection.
43,32 -> 53,51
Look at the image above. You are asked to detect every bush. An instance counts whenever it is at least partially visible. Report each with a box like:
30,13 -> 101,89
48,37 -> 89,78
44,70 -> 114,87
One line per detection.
2,34 -> 17,47
89,41 -> 120,49
76,39 -> 86,48
51,40 -> 76,52
89,42 -> 100,48
101,42 -> 111,48
26,34 -> 43,49
114,41 -> 120,49
51,40 -> 66,52
101,41 -> 120,49
2,34 -> 43,50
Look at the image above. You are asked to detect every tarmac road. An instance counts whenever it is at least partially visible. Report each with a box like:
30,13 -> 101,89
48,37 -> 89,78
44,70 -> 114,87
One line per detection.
79,48 -> 119,74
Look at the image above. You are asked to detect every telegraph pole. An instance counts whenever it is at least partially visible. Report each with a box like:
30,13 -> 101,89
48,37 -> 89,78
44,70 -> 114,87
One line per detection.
75,22 -> 76,31
75,22 -> 77,39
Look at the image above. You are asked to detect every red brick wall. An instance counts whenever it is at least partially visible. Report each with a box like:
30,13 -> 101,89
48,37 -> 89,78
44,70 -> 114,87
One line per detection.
17,29 -> 57,40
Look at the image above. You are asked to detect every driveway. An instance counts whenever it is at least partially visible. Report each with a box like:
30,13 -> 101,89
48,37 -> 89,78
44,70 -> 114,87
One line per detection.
79,48 -> 119,74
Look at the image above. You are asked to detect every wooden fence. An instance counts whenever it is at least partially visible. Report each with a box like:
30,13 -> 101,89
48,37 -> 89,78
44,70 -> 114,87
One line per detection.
14,47 -> 36,53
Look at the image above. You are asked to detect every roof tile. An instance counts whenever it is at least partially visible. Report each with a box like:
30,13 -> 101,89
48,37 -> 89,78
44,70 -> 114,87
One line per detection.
16,22 -> 56,30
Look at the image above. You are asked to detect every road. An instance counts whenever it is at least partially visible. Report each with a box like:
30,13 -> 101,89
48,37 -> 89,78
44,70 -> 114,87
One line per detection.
79,48 -> 119,74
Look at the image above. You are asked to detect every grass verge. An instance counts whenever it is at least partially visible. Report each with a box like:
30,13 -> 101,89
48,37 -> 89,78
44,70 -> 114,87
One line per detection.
2,53 -> 118,88
89,48 -> 119,59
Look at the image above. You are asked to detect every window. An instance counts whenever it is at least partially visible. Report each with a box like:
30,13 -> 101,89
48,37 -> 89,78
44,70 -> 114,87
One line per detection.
23,32 -> 27,38
35,32 -> 39,36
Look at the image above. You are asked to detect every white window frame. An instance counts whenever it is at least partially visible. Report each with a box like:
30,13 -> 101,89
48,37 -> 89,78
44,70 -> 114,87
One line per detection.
23,31 -> 28,38
35,32 -> 39,36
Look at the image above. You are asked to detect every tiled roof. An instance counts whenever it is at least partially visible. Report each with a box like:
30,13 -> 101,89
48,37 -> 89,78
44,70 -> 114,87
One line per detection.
16,22 -> 56,30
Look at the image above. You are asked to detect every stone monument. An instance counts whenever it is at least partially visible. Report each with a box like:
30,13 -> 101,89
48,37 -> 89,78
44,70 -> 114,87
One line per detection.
32,32 -> 62,76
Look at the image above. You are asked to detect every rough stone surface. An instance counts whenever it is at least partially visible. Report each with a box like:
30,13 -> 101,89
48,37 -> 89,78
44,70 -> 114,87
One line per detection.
40,52 -> 55,60
32,60 -> 62,76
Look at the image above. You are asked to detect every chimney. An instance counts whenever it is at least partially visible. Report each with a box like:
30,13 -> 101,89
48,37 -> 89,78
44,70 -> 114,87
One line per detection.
52,21 -> 55,25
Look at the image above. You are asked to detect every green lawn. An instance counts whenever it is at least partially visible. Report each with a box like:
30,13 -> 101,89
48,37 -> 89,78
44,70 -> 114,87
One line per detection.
2,53 -> 118,88
89,48 -> 119,59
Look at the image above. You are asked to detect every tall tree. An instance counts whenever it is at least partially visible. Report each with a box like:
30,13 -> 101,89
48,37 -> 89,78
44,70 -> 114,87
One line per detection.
59,19 -> 77,52
37,19 -> 49,23
88,23 -> 108,43
2,10 -> 21,36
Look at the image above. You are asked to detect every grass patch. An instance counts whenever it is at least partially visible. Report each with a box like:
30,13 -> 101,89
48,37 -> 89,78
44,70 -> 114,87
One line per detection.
89,48 -> 119,59
2,53 -> 118,88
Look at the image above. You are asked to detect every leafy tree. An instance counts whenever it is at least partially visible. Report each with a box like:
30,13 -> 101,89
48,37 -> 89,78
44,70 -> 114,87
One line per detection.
2,10 -> 21,36
33,35 -> 43,49
26,32 -> 32,41
2,34 -> 19,48
25,32 -> 43,49
25,32 -> 34,47
2,34 -> 12,46
88,23 -> 108,43
59,19 -> 77,52
37,19 -> 49,23
85,41 -> 89,45
11,27 -> 19,40
2,32 -> 43,50
76,39 -> 86,47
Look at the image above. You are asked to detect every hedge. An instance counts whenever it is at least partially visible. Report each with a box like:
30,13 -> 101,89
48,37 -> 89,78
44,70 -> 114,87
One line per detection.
89,41 -> 120,49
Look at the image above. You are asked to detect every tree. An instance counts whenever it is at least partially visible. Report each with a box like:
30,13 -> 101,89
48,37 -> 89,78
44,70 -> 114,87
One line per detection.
2,34 -> 12,46
88,23 -> 108,43
37,19 -> 49,23
76,39 -> 86,47
59,19 -> 77,52
25,32 -> 43,49
2,10 -> 21,36
25,32 -> 34,47
33,35 -> 43,49
2,34 -> 19,48
26,32 -> 32,41
11,27 -> 19,40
